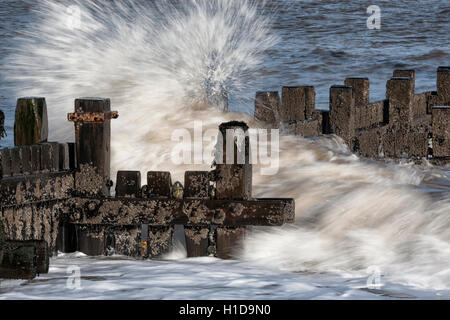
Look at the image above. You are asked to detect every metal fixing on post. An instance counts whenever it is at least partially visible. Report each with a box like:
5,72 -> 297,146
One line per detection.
67,111 -> 119,124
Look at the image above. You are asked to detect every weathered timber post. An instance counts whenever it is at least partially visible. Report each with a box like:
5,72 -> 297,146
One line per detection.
281,86 -> 316,121
330,85 -> 356,149
387,77 -> 414,130
111,171 -> 145,257
14,97 -> 48,146
67,98 -> 118,256
437,67 -> 450,104
116,171 -> 141,198
393,70 -> 415,91
384,77 -> 415,157
143,171 -> 174,258
214,121 -> 251,259
432,106 -> 450,158
254,91 -> 280,128
344,78 -> 370,106
184,171 -> 211,257
0,148 -> 12,178
69,98 -> 118,197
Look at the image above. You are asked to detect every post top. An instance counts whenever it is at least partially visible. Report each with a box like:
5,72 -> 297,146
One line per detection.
437,66 -> 450,72
389,77 -> 413,81
393,69 -> 415,73
75,98 -> 111,113
256,91 -> 279,96
345,77 -> 369,81
432,105 -> 450,109
17,97 -> 46,101
76,97 -> 110,101
330,85 -> 354,90
219,121 -> 249,132
282,85 -> 315,89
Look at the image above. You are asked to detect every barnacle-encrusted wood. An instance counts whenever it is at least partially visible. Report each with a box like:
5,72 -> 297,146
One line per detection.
63,114 -> 295,259
69,98 -> 118,197
1,96 -> 295,279
256,66 -> 450,162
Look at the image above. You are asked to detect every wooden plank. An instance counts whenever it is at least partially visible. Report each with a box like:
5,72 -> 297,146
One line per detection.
145,171 -> 172,198
20,146 -> 32,175
73,98 -> 112,196
215,121 -> 252,200
31,144 -> 42,173
10,148 -> 22,176
116,171 -> 141,197
0,172 -> 74,207
66,197 -> 295,227
0,148 -> 12,178
184,171 -> 211,257
216,227 -> 246,259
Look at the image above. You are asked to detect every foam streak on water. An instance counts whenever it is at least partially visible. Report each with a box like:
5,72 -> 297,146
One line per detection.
2,0 -> 450,292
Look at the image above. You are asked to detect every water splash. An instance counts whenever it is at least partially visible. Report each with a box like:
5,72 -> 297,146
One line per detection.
3,0 -> 450,291
3,0 -> 277,138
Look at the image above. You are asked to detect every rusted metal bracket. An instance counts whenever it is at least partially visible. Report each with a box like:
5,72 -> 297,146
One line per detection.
67,111 -> 119,124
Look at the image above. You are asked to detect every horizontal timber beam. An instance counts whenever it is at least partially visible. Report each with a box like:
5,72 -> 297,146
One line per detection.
65,197 -> 295,227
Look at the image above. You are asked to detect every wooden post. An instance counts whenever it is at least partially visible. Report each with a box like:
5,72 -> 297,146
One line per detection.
330,85 -> 356,149
116,171 -> 141,197
387,77 -> 414,130
432,106 -> 450,158
393,70 -> 415,91
71,98 -> 116,197
143,171 -> 174,258
68,98 -> 118,256
14,97 -> 48,146
281,86 -> 315,121
214,121 -> 251,259
31,145 -> 42,173
437,67 -> 450,104
184,171 -> 211,257
215,121 -> 252,200
0,148 -> 12,178
145,171 -> 172,198
344,78 -> 370,106
20,146 -> 32,175
10,147 -> 22,176
254,91 -> 280,128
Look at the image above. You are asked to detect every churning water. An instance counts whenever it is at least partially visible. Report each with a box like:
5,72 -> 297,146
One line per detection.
0,0 -> 450,294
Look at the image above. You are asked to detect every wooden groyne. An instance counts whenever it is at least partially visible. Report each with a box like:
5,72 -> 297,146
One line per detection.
255,66 -> 450,163
0,98 -> 294,279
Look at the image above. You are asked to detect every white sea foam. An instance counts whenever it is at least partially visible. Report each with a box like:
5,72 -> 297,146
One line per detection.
3,0 -> 450,293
